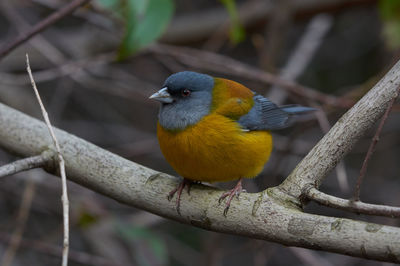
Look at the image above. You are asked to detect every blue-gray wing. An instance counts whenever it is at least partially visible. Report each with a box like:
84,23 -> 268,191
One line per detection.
237,95 -> 315,130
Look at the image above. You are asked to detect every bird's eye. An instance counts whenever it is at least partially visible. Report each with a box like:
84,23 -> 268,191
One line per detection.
181,88 -> 191,97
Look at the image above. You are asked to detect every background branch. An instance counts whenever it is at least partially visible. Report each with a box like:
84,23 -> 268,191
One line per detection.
0,0 -> 91,61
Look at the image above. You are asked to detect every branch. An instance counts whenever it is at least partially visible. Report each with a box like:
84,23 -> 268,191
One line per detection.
0,102 -> 399,262
305,187 -> 400,218
279,59 -> 400,199
0,0 -> 91,61
0,152 -> 52,177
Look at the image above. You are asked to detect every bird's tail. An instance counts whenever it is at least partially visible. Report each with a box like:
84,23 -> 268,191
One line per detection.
280,105 -> 316,114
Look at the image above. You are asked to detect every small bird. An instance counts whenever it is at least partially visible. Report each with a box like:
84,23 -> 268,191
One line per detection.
150,71 -> 314,215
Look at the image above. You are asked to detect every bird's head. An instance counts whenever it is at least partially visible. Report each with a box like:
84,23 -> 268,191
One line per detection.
149,71 -> 214,131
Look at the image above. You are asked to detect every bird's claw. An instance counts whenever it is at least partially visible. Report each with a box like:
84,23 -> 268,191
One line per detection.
167,179 -> 192,215
218,178 -> 243,217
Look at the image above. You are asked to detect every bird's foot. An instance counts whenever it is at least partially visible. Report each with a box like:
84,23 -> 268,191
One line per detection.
218,178 -> 244,216
167,178 -> 192,215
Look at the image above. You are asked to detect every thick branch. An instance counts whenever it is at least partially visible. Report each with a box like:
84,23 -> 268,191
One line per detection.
279,60 -> 400,199
0,103 -> 399,263
306,187 -> 400,218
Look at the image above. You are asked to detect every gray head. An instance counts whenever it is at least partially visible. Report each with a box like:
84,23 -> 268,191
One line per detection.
149,71 -> 214,131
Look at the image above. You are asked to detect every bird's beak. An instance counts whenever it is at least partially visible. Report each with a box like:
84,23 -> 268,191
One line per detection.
149,87 -> 173,103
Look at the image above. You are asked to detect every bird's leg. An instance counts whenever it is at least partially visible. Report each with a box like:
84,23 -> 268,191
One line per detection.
218,178 -> 244,216
167,178 -> 192,214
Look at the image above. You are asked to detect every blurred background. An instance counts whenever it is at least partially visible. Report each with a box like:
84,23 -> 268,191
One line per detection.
0,0 -> 399,265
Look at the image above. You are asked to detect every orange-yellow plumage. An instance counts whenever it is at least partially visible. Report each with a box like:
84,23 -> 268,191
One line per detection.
157,118 -> 272,182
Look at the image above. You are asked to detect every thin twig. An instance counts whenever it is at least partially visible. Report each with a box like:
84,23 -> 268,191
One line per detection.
353,85 -> 400,201
1,179 -> 36,266
0,0 -> 91,61
26,54 -> 69,266
0,152 -> 52,178
306,187 -> 400,218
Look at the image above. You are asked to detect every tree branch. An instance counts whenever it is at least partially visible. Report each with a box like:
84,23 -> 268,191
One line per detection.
0,100 -> 399,262
0,152 -> 52,177
278,59 -> 400,200
305,187 -> 400,218
0,57 -> 400,262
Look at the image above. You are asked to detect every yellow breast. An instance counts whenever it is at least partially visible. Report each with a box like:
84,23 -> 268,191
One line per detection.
157,114 -> 273,182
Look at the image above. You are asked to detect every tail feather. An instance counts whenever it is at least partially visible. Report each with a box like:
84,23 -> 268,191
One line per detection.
280,105 -> 316,114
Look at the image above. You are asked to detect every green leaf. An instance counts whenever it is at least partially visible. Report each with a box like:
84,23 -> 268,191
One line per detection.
220,0 -> 245,44
96,0 -> 174,59
118,0 -> 174,59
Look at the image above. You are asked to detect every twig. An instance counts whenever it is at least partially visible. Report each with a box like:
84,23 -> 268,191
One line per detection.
0,0 -> 91,61
1,179 -> 36,266
0,1 -> 65,64
0,152 -> 52,178
305,187 -> 400,218
353,85 -> 400,201
32,0 -> 115,31
26,54 -> 69,266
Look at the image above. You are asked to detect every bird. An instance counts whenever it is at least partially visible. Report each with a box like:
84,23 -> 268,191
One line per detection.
149,71 -> 315,216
